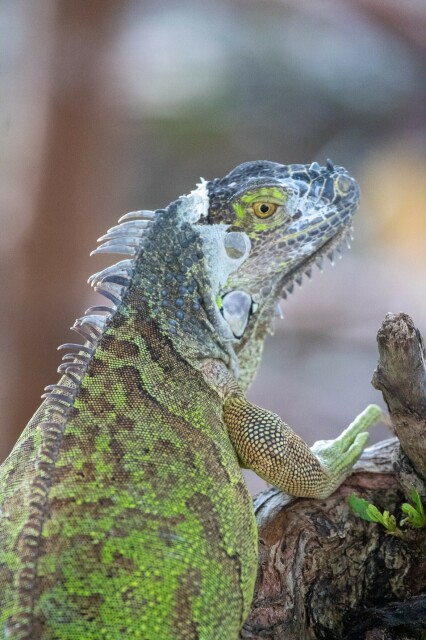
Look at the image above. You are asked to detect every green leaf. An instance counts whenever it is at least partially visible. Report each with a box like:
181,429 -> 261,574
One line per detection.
400,490 -> 426,529
366,504 -> 385,524
349,494 -> 376,522
410,489 -> 425,517
381,510 -> 397,533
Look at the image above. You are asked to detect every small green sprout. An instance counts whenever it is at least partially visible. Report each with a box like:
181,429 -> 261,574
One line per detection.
349,494 -> 399,535
400,489 -> 426,529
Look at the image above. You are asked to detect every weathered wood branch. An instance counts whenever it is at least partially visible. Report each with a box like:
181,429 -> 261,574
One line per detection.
242,313 -> 426,640
372,313 -> 426,493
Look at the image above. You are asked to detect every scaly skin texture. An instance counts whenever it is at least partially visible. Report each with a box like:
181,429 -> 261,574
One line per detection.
0,160 -> 382,639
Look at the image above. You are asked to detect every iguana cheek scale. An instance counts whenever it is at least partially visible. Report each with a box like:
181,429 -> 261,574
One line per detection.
0,160 -> 382,639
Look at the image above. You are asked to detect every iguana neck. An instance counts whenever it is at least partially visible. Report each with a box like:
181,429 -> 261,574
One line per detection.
131,197 -> 247,375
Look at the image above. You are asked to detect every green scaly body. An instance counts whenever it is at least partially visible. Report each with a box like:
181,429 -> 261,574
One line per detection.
0,160 -> 382,639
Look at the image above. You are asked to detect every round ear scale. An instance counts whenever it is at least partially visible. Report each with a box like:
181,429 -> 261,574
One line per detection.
224,232 -> 251,260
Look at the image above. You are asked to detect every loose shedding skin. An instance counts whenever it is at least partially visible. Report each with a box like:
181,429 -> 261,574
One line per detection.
0,160 -> 382,639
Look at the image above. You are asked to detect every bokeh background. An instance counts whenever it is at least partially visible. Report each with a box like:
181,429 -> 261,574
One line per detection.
1,0 -> 425,493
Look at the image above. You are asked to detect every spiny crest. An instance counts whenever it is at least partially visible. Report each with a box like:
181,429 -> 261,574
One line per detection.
41,208 -> 159,419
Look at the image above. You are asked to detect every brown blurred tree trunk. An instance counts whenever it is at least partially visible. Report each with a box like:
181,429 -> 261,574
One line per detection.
2,1 -> 123,461
242,314 -> 426,640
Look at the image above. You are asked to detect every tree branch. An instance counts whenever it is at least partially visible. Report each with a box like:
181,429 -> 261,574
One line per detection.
372,312 -> 426,486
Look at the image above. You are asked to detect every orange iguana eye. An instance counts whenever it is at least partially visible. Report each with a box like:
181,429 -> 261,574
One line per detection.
252,202 -> 277,219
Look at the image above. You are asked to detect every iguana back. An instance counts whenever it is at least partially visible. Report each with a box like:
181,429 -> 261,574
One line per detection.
1,305 -> 257,640
0,160 -> 380,639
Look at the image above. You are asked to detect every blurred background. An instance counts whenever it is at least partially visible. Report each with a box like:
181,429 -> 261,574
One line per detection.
1,0 -> 425,493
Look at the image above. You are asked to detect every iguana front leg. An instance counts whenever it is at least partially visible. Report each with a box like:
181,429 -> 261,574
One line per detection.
203,360 -> 382,499
224,393 -> 382,498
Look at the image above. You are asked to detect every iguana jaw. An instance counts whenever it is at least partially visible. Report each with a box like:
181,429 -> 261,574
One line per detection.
236,219 -> 353,340
218,182 -> 356,340
215,218 -> 354,389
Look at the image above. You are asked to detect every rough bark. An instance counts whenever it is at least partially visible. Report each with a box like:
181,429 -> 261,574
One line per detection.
242,313 -> 426,640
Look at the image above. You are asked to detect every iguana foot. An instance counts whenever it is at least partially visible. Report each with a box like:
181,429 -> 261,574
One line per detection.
311,404 -> 384,497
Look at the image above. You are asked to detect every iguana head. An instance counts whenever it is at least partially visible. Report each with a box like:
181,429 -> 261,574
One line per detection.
205,159 -> 359,388
89,159 -> 359,390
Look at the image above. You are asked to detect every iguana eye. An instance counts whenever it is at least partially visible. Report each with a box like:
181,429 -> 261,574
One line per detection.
252,202 -> 277,219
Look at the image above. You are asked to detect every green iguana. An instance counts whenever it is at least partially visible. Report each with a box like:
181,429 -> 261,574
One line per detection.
0,160 -> 382,639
